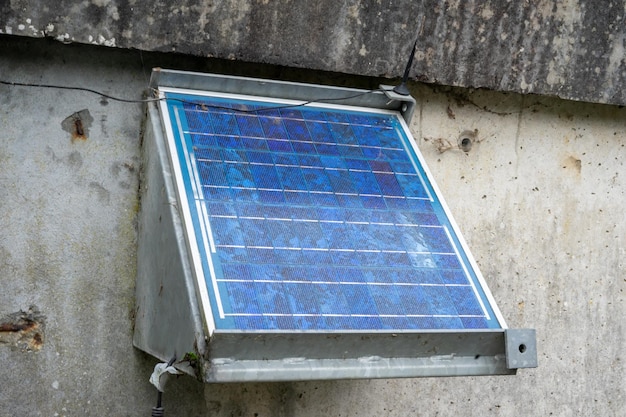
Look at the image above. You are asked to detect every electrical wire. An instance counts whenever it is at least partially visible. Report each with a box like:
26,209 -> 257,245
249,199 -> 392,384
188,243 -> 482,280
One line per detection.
0,78 -> 391,114
169,88 -> 386,114
0,79 -> 162,103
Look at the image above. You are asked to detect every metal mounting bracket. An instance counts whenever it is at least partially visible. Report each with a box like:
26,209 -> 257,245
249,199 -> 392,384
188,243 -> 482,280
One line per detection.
505,329 -> 538,369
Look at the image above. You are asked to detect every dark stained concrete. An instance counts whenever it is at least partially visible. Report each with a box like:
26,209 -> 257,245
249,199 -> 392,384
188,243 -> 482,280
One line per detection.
1,0 -> 624,106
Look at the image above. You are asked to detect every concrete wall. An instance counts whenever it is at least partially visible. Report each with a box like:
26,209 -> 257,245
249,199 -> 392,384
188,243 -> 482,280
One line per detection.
1,35 -> 624,416
1,1 -> 625,106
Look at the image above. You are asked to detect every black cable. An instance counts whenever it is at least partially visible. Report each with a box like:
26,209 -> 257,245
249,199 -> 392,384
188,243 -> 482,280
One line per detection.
0,79 -> 162,103
151,355 -> 177,417
393,15 -> 425,96
0,78 -> 389,113
168,88 -> 385,114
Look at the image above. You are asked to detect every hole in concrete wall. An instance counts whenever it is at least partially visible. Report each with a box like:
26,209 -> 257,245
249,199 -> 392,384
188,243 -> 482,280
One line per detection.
457,129 -> 478,153
518,344 -> 527,353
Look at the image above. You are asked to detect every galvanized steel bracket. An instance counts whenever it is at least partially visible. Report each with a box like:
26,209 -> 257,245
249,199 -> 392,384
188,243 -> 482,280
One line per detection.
505,328 -> 538,369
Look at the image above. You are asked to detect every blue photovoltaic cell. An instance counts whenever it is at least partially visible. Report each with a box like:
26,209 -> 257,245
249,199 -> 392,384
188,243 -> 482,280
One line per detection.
164,91 -> 501,331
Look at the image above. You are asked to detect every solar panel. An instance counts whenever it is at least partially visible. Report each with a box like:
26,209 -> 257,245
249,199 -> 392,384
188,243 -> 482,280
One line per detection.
160,89 -> 504,333
134,71 -> 538,381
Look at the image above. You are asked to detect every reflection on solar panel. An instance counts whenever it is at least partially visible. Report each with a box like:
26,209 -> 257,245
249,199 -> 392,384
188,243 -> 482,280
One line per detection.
162,90 -> 503,333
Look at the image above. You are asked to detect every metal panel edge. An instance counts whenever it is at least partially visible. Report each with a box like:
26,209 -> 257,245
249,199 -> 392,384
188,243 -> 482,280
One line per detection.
133,102 -> 207,371
206,356 -> 514,382
207,330 -> 507,361
150,68 -> 416,123
201,330 -> 524,382
156,96 -> 217,337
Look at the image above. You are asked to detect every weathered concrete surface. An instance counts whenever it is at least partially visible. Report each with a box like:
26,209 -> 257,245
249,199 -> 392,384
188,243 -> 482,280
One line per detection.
0,1 -> 625,106
0,36 -> 207,416
1,35 -> 625,416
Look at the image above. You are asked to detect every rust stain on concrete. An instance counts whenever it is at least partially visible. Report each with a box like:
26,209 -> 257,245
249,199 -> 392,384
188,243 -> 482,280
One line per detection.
61,109 -> 93,142
0,306 -> 46,352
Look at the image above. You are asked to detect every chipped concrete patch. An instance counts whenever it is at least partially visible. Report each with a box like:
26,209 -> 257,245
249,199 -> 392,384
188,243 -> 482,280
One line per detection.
61,109 -> 93,142
0,306 -> 46,352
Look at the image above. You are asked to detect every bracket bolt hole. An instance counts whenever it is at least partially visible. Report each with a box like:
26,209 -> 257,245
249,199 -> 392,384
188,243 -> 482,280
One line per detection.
519,344 -> 527,353
457,129 -> 477,153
